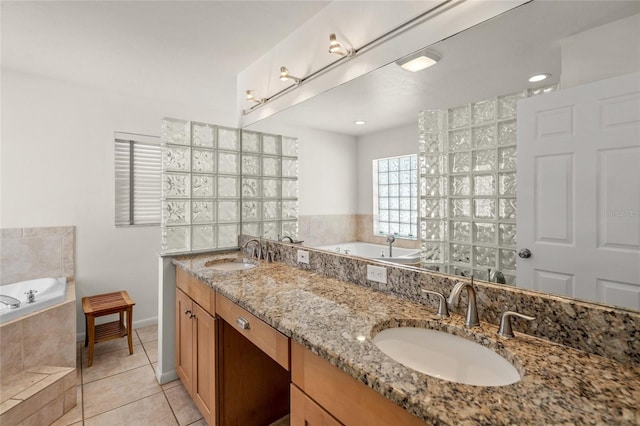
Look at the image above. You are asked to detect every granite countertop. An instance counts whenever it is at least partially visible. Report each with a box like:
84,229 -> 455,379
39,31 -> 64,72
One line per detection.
174,252 -> 640,425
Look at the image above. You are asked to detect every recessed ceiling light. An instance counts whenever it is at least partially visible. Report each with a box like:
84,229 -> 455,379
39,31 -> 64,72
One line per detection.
354,120 -> 367,125
529,73 -> 551,83
396,49 -> 441,72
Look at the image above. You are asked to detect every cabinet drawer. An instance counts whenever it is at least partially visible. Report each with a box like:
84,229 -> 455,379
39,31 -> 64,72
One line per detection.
216,294 -> 289,370
291,384 -> 342,426
176,267 -> 215,315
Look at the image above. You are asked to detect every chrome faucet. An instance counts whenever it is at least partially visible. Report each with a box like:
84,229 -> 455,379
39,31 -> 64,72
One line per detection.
241,238 -> 262,260
0,295 -> 21,309
25,290 -> 38,304
488,268 -> 507,284
385,233 -> 395,257
447,277 -> 480,328
279,235 -> 294,243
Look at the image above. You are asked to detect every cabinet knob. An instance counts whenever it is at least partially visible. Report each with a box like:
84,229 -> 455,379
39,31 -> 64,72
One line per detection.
184,309 -> 192,315
189,313 -> 196,319
236,317 -> 250,330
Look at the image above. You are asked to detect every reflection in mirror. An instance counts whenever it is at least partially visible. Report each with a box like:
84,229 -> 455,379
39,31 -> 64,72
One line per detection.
245,1 -> 640,310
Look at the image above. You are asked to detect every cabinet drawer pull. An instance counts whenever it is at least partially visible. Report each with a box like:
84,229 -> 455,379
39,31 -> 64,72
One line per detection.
189,313 -> 196,319
236,317 -> 250,330
184,309 -> 192,315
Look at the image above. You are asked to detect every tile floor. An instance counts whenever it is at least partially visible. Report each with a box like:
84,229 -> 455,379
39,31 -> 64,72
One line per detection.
51,325 -> 206,426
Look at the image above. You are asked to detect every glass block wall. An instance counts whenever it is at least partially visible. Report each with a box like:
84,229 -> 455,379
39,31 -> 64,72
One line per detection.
160,118 -> 298,254
418,85 -> 557,283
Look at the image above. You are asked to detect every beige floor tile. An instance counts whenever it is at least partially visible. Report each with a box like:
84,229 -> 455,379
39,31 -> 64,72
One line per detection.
81,333 -> 142,359
142,340 -> 158,363
83,365 -> 161,418
164,382 -> 203,426
82,345 -> 147,384
136,325 -> 158,343
161,379 -> 181,391
84,392 -> 177,426
51,386 -> 82,426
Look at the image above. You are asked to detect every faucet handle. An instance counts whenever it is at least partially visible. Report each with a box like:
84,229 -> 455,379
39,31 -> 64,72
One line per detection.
497,311 -> 536,338
421,290 -> 450,318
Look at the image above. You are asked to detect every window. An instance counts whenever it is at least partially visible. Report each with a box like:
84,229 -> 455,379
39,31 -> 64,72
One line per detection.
115,132 -> 161,226
373,154 -> 418,239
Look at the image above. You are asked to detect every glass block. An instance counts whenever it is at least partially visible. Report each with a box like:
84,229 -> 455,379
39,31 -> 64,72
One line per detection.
420,110 -> 444,133
498,120 -> 517,146
499,147 -> 517,170
282,179 -> 298,198
242,177 -> 260,198
400,197 -> 411,210
218,176 -> 239,198
450,199 -> 471,218
450,243 -> 471,264
282,201 -> 298,220
499,172 -> 517,196
473,246 -> 497,268
242,200 -> 260,221
192,149 -> 215,173
472,125 -> 496,148
450,152 -> 470,173
378,159 -> 389,173
448,105 -> 470,129
423,177 -> 441,197
241,131 -> 260,152
499,249 -> 517,271
388,172 -> 399,185
162,226 -> 190,253
390,210 -> 400,222
504,275 -> 516,285
389,198 -> 399,209
410,183 -> 418,197
472,149 -> 497,172
192,174 -> 214,198
262,134 -> 281,155
389,185 -> 400,197
282,137 -> 298,157
400,210 -> 410,223
472,99 -> 496,125
389,158 -> 400,172
191,225 -> 215,251
163,201 -> 190,225
498,92 -> 525,119
192,201 -> 215,224
263,222 -> 280,240
473,174 -> 495,196
474,222 -> 496,244
263,201 -> 280,220
380,185 -> 389,197
422,155 -> 440,175
218,127 -> 239,151
380,197 -> 389,209
161,118 -> 190,145
241,222 -> 261,238
379,221 -> 389,234
451,266 -> 472,278
420,133 -> 443,153
450,176 -> 470,196
282,221 -> 298,239
162,145 -> 190,172
499,223 -> 517,246
499,198 -> 517,219
282,158 -> 298,178
400,156 -> 411,171
422,242 -> 443,263
399,223 -> 413,236
242,154 -> 261,176
217,223 -> 238,248
163,173 -> 190,198
474,199 -> 496,219
191,122 -> 215,147
263,157 -> 281,177
379,173 -> 389,185
473,269 -> 489,281
451,221 -> 471,242
400,171 -> 411,184
422,199 -> 444,219
422,220 -> 443,241
217,201 -> 239,222
263,179 -> 281,198
218,151 -> 239,175
449,129 -> 471,151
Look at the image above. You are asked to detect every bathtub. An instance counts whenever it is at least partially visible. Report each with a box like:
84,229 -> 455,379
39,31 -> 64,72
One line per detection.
314,242 -> 421,265
0,277 -> 68,323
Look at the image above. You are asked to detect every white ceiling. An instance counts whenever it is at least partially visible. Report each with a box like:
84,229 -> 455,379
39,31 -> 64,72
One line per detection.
255,0 -> 640,136
1,1 -> 329,111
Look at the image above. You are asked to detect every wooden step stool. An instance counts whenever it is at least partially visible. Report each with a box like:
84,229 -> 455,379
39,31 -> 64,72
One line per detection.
82,291 -> 135,367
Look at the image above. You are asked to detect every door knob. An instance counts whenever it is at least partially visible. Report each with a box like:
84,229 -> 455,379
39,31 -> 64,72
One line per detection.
518,248 -> 532,259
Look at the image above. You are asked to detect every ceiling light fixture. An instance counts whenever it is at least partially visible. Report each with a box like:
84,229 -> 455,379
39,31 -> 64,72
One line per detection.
280,66 -> 302,84
528,73 -> 551,83
353,120 -> 367,125
396,48 -> 440,72
245,90 -> 265,104
328,33 -> 354,57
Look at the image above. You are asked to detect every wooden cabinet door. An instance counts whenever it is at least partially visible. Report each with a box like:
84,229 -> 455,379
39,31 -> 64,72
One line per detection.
193,302 -> 217,426
290,384 -> 342,426
175,288 -> 194,395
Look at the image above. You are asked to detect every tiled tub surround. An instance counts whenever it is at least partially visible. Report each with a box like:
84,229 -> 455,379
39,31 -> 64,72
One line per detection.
174,251 -> 640,424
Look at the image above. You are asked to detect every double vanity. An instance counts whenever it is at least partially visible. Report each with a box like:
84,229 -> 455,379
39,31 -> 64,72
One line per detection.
172,242 -> 640,425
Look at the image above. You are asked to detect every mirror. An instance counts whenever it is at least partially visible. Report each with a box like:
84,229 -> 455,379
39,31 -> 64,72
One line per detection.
245,0 -> 640,310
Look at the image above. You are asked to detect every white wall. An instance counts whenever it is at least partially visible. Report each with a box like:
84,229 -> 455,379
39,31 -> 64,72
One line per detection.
561,13 -> 640,88
356,123 -> 419,214
0,69 -> 234,334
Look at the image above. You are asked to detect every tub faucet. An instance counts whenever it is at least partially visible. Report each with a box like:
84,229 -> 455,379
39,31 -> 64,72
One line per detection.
447,277 -> 480,328
241,238 -> 262,260
0,295 -> 21,309
25,289 -> 38,304
385,234 -> 396,257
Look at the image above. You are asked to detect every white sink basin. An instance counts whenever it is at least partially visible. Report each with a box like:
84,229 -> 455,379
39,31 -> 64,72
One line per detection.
373,327 -> 520,386
205,258 -> 257,272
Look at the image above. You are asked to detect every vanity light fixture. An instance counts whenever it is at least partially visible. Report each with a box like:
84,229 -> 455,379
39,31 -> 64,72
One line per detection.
528,73 -> 551,83
353,120 -> 367,125
396,48 -> 440,72
280,66 -> 302,84
246,90 -> 265,104
329,33 -> 354,57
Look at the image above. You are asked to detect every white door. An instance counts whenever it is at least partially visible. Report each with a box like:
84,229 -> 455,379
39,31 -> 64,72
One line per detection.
517,72 -> 640,309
